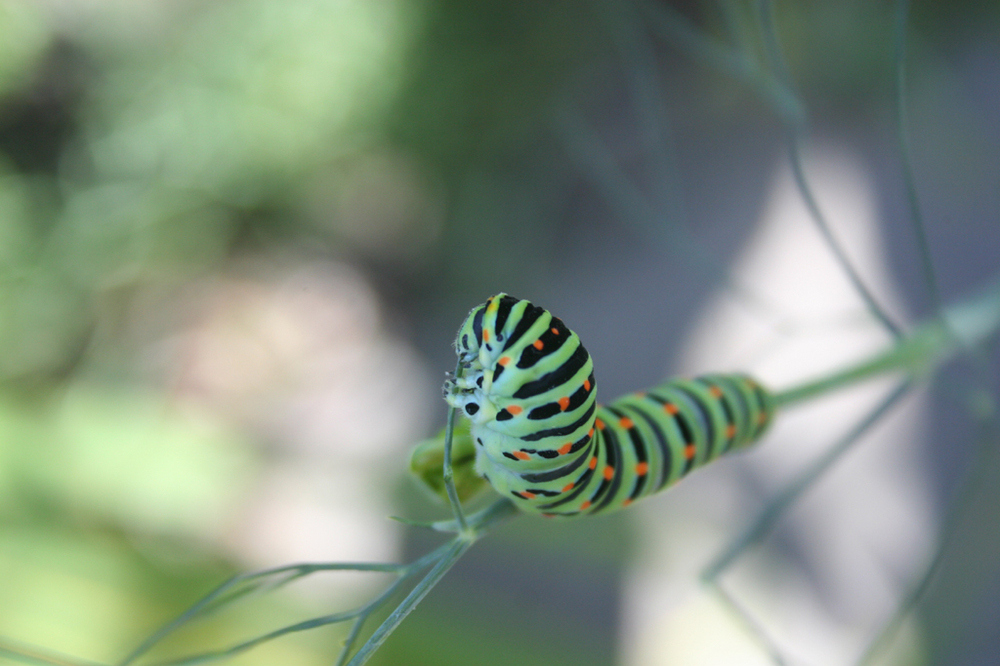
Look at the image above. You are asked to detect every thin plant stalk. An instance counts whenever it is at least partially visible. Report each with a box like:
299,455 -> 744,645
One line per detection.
703,380 -> 913,583
892,0 -> 944,318
753,0 -> 904,339
442,362 -> 469,534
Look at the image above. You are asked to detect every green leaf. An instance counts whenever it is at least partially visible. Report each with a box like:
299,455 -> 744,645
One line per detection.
408,419 -> 488,504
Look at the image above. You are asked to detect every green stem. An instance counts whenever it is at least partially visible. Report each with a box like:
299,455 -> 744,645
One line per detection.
709,583 -> 789,666
117,562 -> 408,666
892,0 -> 944,319
443,362 -> 469,533
704,380 -> 913,583
0,640 -> 105,666
345,538 -> 473,666
773,277 -> 1000,409
754,0 -> 904,339
856,401 -> 1000,665
430,498 -> 519,534
636,0 -> 804,122
335,619 -> 366,666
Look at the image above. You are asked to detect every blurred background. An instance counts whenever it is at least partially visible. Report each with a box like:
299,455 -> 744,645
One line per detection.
0,0 -> 998,664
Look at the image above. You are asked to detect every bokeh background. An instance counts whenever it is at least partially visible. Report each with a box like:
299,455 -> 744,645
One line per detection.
0,1 -> 999,664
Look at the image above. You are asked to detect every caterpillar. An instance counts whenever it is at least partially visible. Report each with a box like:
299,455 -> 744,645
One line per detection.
444,293 -> 776,517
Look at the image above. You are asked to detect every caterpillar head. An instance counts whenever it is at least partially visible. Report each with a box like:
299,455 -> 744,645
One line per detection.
445,294 -> 511,423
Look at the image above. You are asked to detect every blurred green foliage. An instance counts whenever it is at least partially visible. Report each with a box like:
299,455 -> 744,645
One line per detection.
0,0 -> 603,662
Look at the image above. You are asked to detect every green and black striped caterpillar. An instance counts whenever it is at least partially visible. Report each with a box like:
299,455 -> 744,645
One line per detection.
439,293 -> 776,517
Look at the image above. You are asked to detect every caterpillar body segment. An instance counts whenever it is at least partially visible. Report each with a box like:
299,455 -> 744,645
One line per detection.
445,294 -> 775,517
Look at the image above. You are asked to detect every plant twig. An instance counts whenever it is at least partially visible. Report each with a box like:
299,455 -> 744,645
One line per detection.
703,380 -> 913,583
